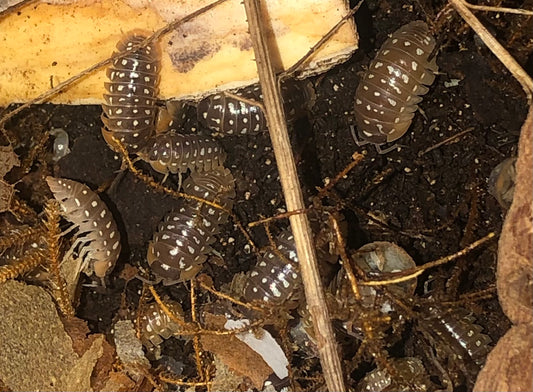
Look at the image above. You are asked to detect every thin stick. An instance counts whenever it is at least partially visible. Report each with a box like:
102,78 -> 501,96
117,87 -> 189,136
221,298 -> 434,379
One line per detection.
0,0 -> 229,130
418,127 -> 474,157
449,0 -> 533,103
463,2 -> 533,15
317,152 -> 365,196
242,1 -> 345,391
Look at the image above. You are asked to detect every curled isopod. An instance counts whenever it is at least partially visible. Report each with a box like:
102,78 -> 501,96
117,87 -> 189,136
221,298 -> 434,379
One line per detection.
331,241 -> 417,313
139,131 -> 226,175
46,177 -> 121,279
138,300 -> 184,350
353,21 -> 438,148
101,32 -> 160,153
147,167 -> 235,284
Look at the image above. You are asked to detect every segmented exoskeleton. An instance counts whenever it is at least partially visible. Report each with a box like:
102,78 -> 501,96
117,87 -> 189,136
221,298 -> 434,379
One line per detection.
356,357 -> 434,392
139,131 -> 226,175
353,21 -> 438,147
418,305 -> 492,387
101,33 -> 160,153
138,300 -> 184,350
242,229 -> 301,305
46,177 -> 121,278
197,81 -> 315,135
147,167 -> 235,284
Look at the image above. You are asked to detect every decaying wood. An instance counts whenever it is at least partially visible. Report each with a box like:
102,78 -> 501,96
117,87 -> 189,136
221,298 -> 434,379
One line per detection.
0,0 -> 357,105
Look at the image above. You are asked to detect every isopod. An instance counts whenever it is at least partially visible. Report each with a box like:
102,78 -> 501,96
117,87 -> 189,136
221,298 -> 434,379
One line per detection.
353,21 -> 438,147
356,357 -> 434,392
197,81 -> 315,136
147,167 -> 235,284
101,33 -> 160,153
139,131 -> 226,175
242,229 -> 301,305
418,305 -> 492,386
46,177 -> 121,278
138,300 -> 184,350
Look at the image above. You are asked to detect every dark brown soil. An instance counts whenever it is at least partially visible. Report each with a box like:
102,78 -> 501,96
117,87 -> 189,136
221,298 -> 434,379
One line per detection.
1,0 -> 531,390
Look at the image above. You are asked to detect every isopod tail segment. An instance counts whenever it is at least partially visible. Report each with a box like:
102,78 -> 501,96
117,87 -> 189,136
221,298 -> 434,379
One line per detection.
101,31 -> 161,154
352,21 -> 438,153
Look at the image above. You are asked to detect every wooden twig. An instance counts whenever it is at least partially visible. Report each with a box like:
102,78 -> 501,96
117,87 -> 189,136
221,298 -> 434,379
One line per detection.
463,1 -> 533,15
449,0 -> 533,103
242,1 -> 345,391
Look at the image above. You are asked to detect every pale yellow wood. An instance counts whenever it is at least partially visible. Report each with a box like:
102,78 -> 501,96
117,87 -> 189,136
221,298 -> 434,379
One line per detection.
0,0 -> 357,105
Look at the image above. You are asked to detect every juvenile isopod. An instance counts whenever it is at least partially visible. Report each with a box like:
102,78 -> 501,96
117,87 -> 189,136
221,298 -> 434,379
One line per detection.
139,131 -> 226,175
353,21 -> 438,149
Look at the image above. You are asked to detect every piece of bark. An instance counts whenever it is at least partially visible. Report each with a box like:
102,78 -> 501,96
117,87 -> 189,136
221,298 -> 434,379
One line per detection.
474,105 -> 532,391
496,105 -> 533,325
0,0 -> 357,105
474,323 -> 533,392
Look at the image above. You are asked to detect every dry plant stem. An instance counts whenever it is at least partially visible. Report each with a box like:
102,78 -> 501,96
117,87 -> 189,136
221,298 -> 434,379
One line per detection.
449,0 -> 533,103
149,285 -> 265,337
247,207 -> 309,227
0,246 -> 45,283
158,373 -> 212,388
224,91 -> 265,113
197,279 -> 265,312
44,200 -> 75,317
190,280 -> 207,383
317,152 -> 364,196
463,1 -> 533,15
329,213 -> 361,300
243,1 -> 345,391
418,127 -> 474,157
360,232 -> 496,286
0,0 -> 229,130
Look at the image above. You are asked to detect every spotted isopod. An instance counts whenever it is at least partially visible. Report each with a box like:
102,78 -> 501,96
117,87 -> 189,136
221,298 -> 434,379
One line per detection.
356,357 -> 434,392
139,131 -> 226,175
139,300 -> 184,350
46,177 -> 121,278
101,33 -> 160,153
353,21 -> 438,147
419,305 -> 492,385
197,81 -> 315,136
147,167 -> 235,284
242,229 -> 301,305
